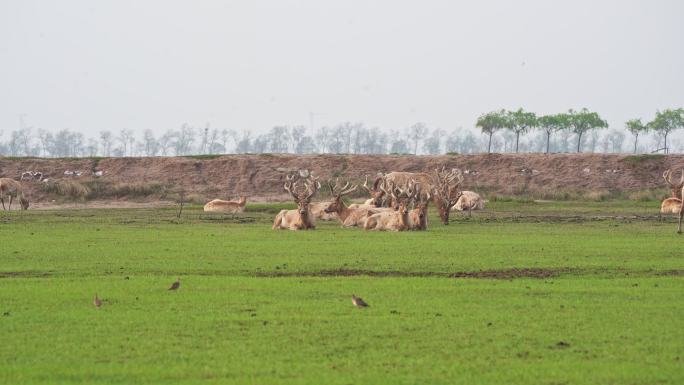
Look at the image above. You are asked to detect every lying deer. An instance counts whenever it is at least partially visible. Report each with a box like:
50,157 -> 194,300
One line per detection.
323,179 -> 394,227
452,191 -> 485,217
364,180 -> 418,231
272,173 -> 320,230
0,178 -> 29,210
203,196 -> 248,213
661,169 -> 683,214
408,188 -> 431,231
361,175 -> 385,207
310,201 -> 339,221
661,169 -> 684,233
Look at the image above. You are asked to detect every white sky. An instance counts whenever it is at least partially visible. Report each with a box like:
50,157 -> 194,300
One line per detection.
1,0 -> 683,135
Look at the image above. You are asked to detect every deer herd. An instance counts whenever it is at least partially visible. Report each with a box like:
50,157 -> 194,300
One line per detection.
269,167 -> 478,231
2,164 -> 683,233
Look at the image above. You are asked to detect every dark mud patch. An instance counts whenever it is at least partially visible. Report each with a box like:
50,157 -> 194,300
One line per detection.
448,267 -> 575,279
255,269 -> 446,278
256,267 -> 577,279
0,271 -> 53,279
654,270 -> 684,276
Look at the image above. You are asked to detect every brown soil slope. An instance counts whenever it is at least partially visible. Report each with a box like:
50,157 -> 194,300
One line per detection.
1,154 -> 683,203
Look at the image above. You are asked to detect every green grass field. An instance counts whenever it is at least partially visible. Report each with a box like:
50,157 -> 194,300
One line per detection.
1,201 -> 683,384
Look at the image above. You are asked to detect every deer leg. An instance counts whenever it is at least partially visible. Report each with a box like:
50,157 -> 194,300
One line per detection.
0,198 -> 5,210
678,209 -> 683,234
8,196 -> 13,210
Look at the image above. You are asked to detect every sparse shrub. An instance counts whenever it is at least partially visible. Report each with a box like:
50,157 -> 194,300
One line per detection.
43,180 -> 90,200
626,188 -> 669,202
582,189 -> 612,202
110,182 -> 166,197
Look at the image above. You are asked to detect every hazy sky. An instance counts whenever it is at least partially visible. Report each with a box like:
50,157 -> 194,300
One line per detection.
1,0 -> 683,136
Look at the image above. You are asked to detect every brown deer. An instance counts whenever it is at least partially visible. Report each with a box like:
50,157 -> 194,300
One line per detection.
364,180 -> 418,231
431,167 -> 464,225
272,173 -> 320,230
663,169 -> 684,198
661,169 -> 683,217
310,201 -> 338,221
323,179 -> 394,227
361,175 -> 385,207
0,178 -> 29,210
661,169 -> 684,233
408,187 -> 430,231
203,196 -> 247,213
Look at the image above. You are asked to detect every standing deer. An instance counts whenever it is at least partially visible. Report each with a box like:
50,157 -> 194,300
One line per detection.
364,180 -> 418,231
203,196 -> 248,213
272,173 -> 321,230
384,168 -> 465,224
431,167 -> 464,225
0,178 -> 29,210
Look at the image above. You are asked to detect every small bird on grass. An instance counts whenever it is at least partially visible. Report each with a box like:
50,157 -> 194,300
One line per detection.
93,294 -> 102,308
168,278 -> 181,291
351,294 -> 369,308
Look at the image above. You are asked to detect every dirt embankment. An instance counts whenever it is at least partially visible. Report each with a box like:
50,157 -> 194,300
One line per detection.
1,153 -> 683,205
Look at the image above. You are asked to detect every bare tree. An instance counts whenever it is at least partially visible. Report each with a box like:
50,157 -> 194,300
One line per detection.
408,122 -> 428,155
99,131 -> 113,157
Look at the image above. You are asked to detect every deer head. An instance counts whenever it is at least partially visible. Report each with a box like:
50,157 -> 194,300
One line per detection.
324,179 -> 358,213
432,166 -> 464,225
392,179 -> 419,216
415,188 -> 431,222
380,180 -> 402,210
362,175 -> 385,207
284,172 -> 320,216
663,169 -> 684,198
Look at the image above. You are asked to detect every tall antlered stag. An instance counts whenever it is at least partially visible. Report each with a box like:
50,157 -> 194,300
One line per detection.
364,180 -> 418,231
272,173 -> 321,230
431,167 -> 464,224
383,168 -> 466,224
0,178 -> 29,210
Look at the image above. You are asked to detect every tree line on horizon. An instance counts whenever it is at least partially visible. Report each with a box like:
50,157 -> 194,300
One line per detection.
477,108 -> 684,154
0,108 -> 682,158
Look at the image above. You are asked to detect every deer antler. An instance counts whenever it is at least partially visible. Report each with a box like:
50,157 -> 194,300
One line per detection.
284,175 -> 299,200
303,174 -> 320,201
362,175 -> 371,193
328,179 -> 357,197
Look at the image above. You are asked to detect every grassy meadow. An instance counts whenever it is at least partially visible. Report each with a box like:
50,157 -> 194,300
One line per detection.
0,200 -> 683,384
